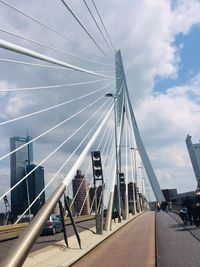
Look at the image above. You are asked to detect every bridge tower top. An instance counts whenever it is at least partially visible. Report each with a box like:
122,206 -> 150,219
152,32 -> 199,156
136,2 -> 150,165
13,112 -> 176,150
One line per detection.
115,50 -> 165,202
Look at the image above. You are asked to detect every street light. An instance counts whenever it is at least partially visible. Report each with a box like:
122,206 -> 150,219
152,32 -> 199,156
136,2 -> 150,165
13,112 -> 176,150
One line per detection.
138,166 -> 143,193
138,166 -> 144,211
105,93 -> 122,222
130,147 -> 141,212
130,147 -> 138,186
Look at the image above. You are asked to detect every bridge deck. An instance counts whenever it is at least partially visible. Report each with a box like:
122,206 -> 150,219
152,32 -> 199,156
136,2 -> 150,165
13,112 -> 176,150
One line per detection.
71,211 -> 155,267
22,212 -> 155,267
156,211 -> 200,267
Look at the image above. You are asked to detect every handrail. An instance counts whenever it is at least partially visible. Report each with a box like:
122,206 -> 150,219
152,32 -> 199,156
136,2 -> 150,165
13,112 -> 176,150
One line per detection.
1,183 -> 66,267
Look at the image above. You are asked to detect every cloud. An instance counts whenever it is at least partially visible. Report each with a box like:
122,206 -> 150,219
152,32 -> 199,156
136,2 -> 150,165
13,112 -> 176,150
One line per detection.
0,0 -> 200,207
172,0 -> 200,35
105,0 -> 200,101
135,74 -> 200,192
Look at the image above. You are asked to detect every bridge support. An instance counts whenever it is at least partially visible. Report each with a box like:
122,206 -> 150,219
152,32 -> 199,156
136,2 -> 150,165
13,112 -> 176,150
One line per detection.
124,191 -> 129,220
104,191 -> 114,231
116,50 -> 165,203
132,184 -> 137,215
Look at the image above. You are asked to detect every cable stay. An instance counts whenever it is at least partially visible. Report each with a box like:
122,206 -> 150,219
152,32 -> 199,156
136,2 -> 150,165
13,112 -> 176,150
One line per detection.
0,39 -> 114,79
60,0 -> 114,64
15,101 -> 112,223
78,119 -> 114,215
62,105 -> 113,188
0,0 -> 101,54
0,28 -> 114,68
0,58 -> 78,70
91,0 -> 115,52
0,99 -> 113,203
0,78 -> 108,93
0,93 -> 114,167
79,177 -> 94,216
0,58 -> 114,75
69,121 -> 112,210
83,0 -> 114,55
0,82 -> 115,126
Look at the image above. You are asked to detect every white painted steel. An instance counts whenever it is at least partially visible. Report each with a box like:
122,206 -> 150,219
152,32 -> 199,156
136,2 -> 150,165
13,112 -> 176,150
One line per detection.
16,101 -> 112,223
0,39 -> 114,78
62,105 -> 113,187
116,50 -> 165,202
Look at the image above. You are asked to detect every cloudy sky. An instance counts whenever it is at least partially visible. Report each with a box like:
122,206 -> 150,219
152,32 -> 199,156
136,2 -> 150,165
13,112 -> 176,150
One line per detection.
1,0 -> 200,209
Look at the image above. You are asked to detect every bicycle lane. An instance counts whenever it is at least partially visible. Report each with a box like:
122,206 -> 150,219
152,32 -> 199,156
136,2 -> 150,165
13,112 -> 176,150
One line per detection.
71,211 -> 155,267
156,211 -> 200,267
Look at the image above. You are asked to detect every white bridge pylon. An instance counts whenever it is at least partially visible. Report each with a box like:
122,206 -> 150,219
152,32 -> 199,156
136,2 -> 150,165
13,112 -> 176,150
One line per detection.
1,48 -> 164,267
115,50 -> 165,203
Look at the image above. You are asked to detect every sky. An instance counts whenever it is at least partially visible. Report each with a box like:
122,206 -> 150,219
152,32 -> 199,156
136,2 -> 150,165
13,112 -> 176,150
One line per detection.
1,0 -> 200,210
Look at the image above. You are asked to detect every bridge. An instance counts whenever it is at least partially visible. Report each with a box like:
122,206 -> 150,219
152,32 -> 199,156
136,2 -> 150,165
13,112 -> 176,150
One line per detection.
0,1 -> 199,267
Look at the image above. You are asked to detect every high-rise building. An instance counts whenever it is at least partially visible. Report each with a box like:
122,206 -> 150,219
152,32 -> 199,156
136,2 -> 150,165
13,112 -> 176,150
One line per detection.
26,164 -> 45,216
162,189 -> 177,202
89,185 -> 102,213
10,136 -> 33,219
186,134 -> 200,186
72,170 -> 90,216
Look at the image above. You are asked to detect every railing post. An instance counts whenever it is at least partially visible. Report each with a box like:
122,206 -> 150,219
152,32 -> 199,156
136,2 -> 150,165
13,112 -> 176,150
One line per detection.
1,183 -> 66,267
104,191 -> 114,231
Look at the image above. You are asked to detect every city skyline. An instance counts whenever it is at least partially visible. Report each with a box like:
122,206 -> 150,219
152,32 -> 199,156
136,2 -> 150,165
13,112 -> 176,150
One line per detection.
0,1 -> 200,207
72,170 -> 90,216
10,135 -> 45,219
10,135 -> 33,219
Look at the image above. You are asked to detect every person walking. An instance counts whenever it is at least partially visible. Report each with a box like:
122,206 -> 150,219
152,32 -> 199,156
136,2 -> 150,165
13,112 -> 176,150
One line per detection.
194,191 -> 200,227
183,195 -> 193,225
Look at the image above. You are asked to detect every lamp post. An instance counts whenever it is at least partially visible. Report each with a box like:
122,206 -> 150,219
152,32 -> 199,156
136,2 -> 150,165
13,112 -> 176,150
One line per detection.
24,160 -> 31,222
138,166 -> 143,193
129,147 -> 136,215
105,93 -> 122,222
130,148 -> 138,185
138,166 -> 143,211
130,147 -> 141,212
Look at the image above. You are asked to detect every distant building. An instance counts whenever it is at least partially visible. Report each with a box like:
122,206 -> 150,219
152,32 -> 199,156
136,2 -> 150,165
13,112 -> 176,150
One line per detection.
26,164 -> 45,216
186,134 -> 200,186
89,185 -> 102,213
162,189 -> 177,202
72,170 -> 90,215
128,182 -> 135,212
53,203 -> 60,216
128,182 -> 137,202
10,136 -> 33,219
174,191 -> 195,204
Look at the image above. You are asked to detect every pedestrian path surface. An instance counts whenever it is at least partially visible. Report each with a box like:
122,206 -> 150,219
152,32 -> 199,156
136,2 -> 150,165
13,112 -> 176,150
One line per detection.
23,212 -> 155,267
156,211 -> 200,267
71,211 -> 155,267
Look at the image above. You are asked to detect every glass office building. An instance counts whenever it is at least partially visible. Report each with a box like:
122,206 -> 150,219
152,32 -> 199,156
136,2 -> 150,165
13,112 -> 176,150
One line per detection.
186,134 -> 200,187
26,164 -> 45,216
10,136 -> 33,219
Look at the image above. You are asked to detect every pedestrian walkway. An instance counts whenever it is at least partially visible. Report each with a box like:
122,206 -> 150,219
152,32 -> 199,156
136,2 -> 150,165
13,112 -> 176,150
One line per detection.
23,212 -> 155,267
156,211 -> 200,267
71,211 -> 155,267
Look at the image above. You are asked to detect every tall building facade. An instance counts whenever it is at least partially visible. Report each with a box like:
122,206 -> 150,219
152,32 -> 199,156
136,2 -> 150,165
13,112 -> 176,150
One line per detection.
72,170 -> 90,215
89,185 -> 102,213
26,164 -> 45,216
186,134 -> 200,185
162,189 -> 177,202
10,136 -> 33,219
